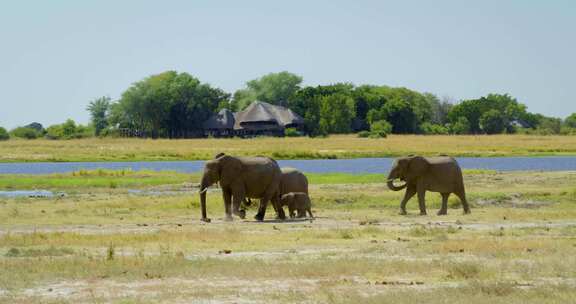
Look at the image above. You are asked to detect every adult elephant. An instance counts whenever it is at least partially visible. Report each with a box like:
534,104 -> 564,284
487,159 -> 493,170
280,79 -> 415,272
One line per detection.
387,156 -> 471,215
199,154 -> 284,222
243,167 -> 309,217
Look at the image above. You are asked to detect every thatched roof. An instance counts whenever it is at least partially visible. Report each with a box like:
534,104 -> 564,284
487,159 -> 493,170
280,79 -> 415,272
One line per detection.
234,102 -> 304,130
202,109 -> 235,130
202,102 -> 304,132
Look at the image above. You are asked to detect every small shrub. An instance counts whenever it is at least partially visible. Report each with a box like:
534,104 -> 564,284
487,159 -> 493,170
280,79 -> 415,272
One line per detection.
284,128 -> 301,137
0,127 -> 9,140
369,131 -> 387,138
339,229 -> 355,239
107,244 -> 115,261
357,131 -> 370,138
370,120 -> 392,135
421,122 -> 449,135
10,127 -> 40,139
45,119 -> 93,139
446,262 -> 481,279
451,117 -> 471,134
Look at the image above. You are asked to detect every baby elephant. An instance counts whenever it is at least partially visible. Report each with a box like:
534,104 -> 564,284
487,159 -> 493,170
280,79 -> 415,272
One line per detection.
280,192 -> 314,219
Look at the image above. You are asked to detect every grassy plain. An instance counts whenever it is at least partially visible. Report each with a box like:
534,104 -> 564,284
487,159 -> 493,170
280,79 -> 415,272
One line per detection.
1,134 -> 576,162
0,170 -> 575,303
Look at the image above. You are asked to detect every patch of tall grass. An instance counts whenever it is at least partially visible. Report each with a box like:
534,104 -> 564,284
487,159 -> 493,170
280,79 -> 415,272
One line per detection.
2,134 -> 576,162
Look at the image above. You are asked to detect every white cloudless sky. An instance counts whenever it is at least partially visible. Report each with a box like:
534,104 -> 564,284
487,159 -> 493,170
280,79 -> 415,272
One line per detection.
0,0 -> 575,129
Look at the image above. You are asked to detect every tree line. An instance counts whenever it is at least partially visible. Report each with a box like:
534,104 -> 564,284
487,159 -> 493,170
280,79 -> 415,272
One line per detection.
2,70 -> 575,140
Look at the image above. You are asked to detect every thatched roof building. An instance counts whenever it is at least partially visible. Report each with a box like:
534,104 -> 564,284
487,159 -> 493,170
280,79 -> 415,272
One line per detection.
203,102 -> 304,137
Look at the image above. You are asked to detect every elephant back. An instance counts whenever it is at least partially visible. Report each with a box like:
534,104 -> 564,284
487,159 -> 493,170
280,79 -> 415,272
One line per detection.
280,167 -> 309,195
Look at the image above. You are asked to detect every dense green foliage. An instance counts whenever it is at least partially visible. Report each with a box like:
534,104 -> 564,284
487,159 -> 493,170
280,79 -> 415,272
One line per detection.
564,113 -> 576,129
87,96 -> 111,136
369,120 -> 392,138
0,127 -> 9,141
233,71 -> 302,110
10,127 -> 41,139
45,119 -> 92,140
109,71 -> 229,138
7,71 -> 573,140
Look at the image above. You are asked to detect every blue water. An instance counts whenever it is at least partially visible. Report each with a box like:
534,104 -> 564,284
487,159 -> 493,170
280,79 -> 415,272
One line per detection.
0,157 -> 575,175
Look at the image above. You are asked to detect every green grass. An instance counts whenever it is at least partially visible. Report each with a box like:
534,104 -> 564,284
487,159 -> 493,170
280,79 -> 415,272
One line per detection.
0,169 -> 196,190
0,169 -> 502,191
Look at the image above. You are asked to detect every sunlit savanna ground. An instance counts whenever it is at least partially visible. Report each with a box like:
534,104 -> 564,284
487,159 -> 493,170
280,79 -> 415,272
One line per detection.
0,169 -> 575,303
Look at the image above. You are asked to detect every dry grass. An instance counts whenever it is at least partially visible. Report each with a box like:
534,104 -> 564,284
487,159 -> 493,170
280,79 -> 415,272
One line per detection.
0,171 -> 575,303
1,134 -> 576,162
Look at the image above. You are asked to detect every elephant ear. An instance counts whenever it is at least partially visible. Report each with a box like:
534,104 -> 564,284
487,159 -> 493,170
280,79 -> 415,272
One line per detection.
406,156 -> 430,180
218,155 -> 243,185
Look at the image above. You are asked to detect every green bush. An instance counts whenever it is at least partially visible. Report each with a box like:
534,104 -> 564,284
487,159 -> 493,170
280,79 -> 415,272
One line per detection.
284,128 -> 301,137
451,117 -> 471,134
370,120 -> 392,134
46,119 -> 93,140
10,127 -> 40,139
357,131 -> 371,138
420,122 -> 449,135
0,127 -> 9,140
369,131 -> 387,138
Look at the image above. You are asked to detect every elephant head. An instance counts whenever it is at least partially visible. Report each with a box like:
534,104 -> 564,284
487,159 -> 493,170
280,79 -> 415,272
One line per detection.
387,156 -> 430,191
199,154 -> 242,221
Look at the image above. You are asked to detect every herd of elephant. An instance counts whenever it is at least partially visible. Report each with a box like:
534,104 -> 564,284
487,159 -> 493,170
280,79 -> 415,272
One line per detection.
198,153 -> 471,223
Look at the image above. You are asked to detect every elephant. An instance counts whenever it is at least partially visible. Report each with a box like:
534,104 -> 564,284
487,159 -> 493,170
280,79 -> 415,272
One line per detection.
279,192 -> 314,218
243,167 -> 309,211
199,153 -> 284,222
387,156 -> 471,215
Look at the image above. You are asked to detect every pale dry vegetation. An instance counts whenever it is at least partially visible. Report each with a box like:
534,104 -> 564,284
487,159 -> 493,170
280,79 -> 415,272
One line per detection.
1,134 -> 576,162
0,170 -> 575,303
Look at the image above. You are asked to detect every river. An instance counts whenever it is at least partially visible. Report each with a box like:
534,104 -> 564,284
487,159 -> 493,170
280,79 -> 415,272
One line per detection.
1,157 -> 575,174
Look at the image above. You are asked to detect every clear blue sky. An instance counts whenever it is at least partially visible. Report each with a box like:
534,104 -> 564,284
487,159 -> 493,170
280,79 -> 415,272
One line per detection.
1,0 -> 575,129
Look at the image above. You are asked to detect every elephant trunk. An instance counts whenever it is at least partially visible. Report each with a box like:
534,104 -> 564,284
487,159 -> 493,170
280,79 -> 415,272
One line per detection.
386,170 -> 407,191
199,175 -> 210,222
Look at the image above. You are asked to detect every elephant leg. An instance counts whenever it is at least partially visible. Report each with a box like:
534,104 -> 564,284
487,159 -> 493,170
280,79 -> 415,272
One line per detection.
399,185 -> 417,215
272,194 -> 286,220
416,182 -> 427,215
455,189 -> 471,214
438,193 -> 449,215
297,209 -> 306,218
288,206 -> 295,218
254,197 -> 268,221
232,192 -> 246,219
223,189 -> 233,221
307,208 -> 314,219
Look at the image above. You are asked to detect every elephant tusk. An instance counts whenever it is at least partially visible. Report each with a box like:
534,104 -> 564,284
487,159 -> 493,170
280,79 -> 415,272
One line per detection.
199,188 -> 208,194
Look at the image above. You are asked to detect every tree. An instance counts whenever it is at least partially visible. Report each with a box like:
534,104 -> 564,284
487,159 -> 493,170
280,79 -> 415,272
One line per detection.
427,95 -> 453,125
480,109 -> 506,134
112,71 -> 229,138
536,116 -> 562,134
233,71 -> 302,109
565,113 -> 576,129
448,94 -> 530,134
288,84 -> 353,136
87,96 -> 111,136
451,117 -> 470,134
0,127 -> 9,140
319,93 -> 356,134
381,97 -> 418,134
